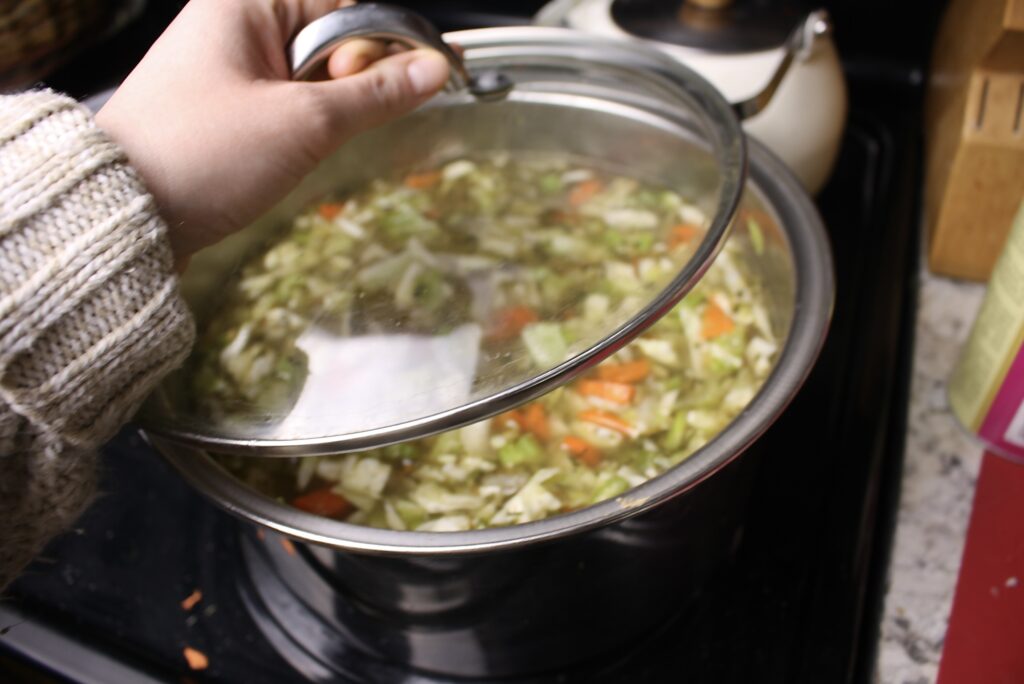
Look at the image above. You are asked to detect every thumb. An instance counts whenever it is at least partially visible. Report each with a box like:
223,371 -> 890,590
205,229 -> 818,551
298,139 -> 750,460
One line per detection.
311,48 -> 449,139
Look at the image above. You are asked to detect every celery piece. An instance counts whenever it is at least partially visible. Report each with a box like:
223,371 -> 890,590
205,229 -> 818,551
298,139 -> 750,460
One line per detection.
394,499 -> 427,529
622,231 -> 655,256
707,354 -> 742,377
365,505 -> 390,529
356,253 -> 411,290
748,218 -> 765,255
539,173 -> 563,194
430,431 -> 462,458
274,273 -> 304,304
632,189 -> 660,209
631,450 -> 657,474
411,268 -> 448,311
381,204 -> 438,240
604,230 -> 624,250
663,412 -> 688,451
716,330 -> 747,357
518,434 -> 542,460
679,381 -> 730,410
383,442 -> 417,461
663,376 -> 683,391
591,476 -> 630,503
521,322 -> 567,368
498,443 -> 520,467
499,434 -> 543,467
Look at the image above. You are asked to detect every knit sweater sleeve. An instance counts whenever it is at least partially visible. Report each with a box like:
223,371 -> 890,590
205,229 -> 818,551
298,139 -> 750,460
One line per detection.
0,91 -> 195,590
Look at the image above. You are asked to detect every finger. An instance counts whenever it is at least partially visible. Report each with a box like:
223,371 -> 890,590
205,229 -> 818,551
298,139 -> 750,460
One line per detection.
327,39 -> 389,77
312,48 -> 449,136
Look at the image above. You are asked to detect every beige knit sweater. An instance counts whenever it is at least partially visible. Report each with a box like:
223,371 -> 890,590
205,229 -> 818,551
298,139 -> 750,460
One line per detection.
0,91 -> 195,589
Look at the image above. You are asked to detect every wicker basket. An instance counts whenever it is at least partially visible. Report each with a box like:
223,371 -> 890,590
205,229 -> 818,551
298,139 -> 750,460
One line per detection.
0,0 -> 126,90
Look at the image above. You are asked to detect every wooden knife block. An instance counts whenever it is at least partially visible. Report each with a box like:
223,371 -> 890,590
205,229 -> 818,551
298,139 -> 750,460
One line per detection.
924,0 -> 1024,281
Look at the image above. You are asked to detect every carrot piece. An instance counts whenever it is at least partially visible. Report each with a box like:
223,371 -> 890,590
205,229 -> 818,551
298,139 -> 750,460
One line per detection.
668,223 -> 702,248
279,538 -> 297,556
596,359 -> 651,384
578,409 -> 636,436
568,179 -> 603,207
499,405 -> 550,440
291,488 -> 353,519
486,305 -> 538,342
317,202 -> 345,220
404,169 -> 442,189
576,379 -> 636,405
701,301 -> 735,339
183,647 -> 209,671
561,436 -> 602,467
181,589 -> 202,611
498,409 -> 524,430
521,403 -> 551,441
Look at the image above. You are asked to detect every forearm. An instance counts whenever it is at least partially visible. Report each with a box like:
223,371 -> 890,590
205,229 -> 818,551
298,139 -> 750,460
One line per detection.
0,91 -> 195,589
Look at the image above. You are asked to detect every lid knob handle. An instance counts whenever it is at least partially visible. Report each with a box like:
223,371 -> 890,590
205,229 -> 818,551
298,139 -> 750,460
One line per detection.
288,3 -> 513,101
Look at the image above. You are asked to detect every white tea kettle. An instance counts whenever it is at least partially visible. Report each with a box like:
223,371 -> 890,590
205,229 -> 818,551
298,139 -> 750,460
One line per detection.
536,0 -> 847,194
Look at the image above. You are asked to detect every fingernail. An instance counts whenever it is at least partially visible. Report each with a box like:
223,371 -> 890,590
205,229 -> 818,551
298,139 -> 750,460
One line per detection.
407,53 -> 449,96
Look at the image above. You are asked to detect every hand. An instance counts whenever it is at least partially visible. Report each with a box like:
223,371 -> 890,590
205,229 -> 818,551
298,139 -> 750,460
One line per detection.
96,0 -> 450,265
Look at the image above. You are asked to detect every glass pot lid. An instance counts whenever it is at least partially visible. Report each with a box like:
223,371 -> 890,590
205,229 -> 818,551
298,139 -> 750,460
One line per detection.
139,4 -> 748,456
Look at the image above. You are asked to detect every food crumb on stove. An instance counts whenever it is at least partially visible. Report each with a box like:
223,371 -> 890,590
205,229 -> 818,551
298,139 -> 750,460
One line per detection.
183,646 -> 209,670
180,589 -> 202,611
279,538 -> 296,556
256,529 -> 266,541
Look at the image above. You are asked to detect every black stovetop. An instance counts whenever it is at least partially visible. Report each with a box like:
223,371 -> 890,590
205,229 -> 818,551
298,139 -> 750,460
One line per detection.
1,2 -> 942,682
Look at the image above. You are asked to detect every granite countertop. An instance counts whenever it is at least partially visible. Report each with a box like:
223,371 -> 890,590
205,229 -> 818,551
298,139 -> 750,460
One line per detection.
875,267 -> 987,683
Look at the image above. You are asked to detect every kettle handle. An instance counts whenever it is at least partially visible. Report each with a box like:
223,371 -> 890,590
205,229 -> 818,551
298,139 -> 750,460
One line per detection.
731,10 -> 832,120
288,3 -> 513,101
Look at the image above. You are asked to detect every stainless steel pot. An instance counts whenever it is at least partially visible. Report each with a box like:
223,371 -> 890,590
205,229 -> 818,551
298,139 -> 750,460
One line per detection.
142,4 -> 829,455
144,12 -> 834,678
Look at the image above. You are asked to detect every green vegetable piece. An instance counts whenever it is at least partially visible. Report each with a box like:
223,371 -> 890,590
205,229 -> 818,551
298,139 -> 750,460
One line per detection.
603,231 -> 623,249
623,231 -> 655,255
748,218 -> 765,255
539,173 -> 563,194
413,270 -> 449,311
633,189 -> 660,209
499,434 -> 543,467
669,447 -> 699,466
518,434 -> 542,460
631,449 -> 657,473
381,204 -> 438,240
394,500 -> 427,529
430,431 -> 462,458
521,322 -> 568,368
713,330 -> 747,358
591,476 -> 630,503
707,355 -> 741,377
663,412 -> 688,451
383,442 -> 417,461
274,273 -> 304,303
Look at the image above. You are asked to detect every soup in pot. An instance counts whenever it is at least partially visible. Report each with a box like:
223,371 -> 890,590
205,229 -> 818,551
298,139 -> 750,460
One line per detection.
197,154 -> 780,531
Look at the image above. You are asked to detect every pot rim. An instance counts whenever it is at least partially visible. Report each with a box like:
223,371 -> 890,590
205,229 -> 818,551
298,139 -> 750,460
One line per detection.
148,135 -> 834,556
